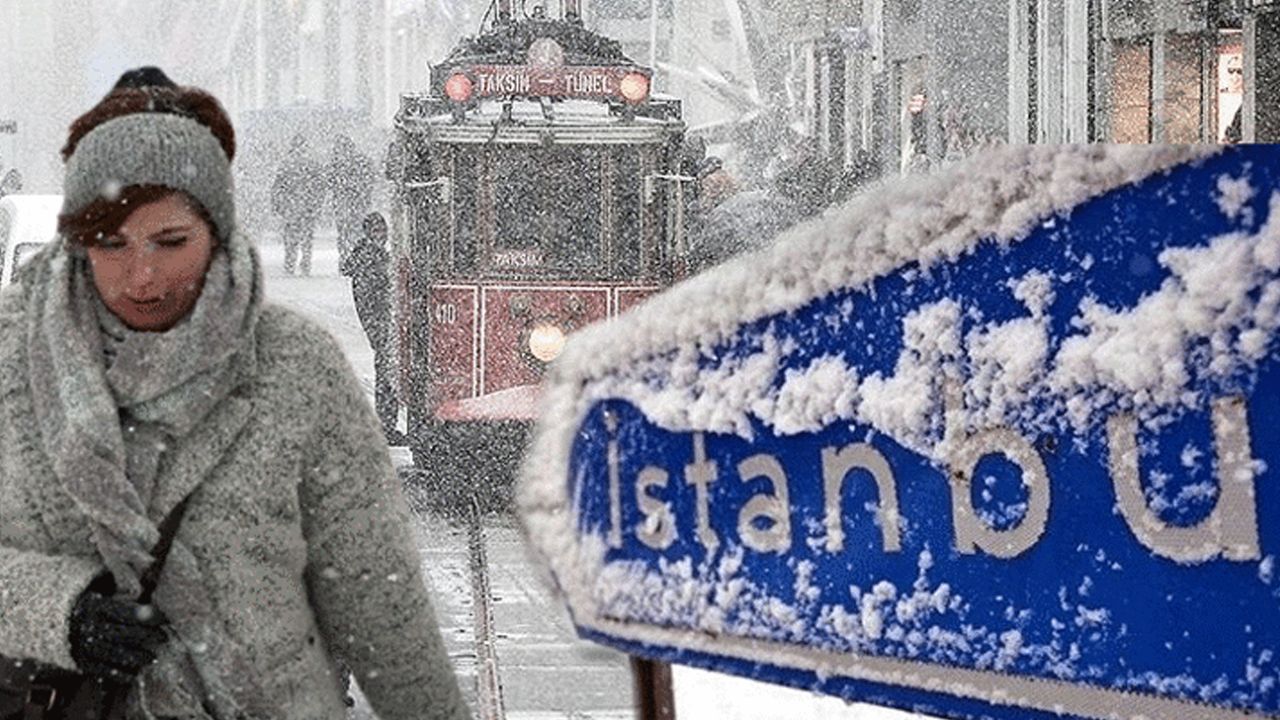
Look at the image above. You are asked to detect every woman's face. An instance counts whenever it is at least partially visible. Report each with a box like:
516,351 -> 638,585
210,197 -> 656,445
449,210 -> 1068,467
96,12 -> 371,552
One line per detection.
86,193 -> 216,332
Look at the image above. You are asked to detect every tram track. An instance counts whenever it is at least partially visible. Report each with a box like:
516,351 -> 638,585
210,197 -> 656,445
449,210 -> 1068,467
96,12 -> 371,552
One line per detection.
468,495 -> 507,720
400,466 -> 633,718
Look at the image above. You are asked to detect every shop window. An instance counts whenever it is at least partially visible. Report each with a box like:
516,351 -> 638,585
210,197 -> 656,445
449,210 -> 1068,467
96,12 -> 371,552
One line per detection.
1108,38 -> 1151,143
1217,29 -> 1244,142
896,57 -> 929,173
1164,33 -> 1202,143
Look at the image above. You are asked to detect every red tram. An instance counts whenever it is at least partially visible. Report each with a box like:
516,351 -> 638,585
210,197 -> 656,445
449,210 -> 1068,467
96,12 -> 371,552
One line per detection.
387,0 -> 699,509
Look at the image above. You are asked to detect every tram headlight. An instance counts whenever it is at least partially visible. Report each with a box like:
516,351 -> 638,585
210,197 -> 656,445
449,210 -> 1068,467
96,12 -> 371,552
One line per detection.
444,73 -> 473,103
619,72 -> 650,104
527,323 -> 567,363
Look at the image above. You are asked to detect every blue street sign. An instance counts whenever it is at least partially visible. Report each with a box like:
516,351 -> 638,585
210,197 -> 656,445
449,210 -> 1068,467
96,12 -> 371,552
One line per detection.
520,146 -> 1280,720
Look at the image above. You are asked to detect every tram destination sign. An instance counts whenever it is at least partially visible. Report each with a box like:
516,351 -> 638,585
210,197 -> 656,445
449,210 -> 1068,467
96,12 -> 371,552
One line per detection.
519,145 -> 1280,720
456,64 -> 642,101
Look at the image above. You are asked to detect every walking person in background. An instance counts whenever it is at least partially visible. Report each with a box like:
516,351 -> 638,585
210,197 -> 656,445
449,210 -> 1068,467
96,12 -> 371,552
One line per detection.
0,149 -> 21,200
271,134 -> 326,276
0,66 -> 468,720
341,211 -> 400,444
328,135 -> 375,273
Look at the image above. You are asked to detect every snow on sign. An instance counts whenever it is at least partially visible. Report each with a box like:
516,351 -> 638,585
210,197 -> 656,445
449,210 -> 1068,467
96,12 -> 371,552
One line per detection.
517,145 -> 1280,720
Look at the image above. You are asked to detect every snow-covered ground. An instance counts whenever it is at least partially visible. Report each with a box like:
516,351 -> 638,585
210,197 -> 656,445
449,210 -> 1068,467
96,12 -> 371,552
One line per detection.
674,667 -> 928,720
259,230 -> 933,719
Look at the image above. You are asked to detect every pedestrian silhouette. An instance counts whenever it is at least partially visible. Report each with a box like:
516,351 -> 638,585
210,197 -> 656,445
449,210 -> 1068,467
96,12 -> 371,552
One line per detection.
328,135 -> 375,273
271,134 -> 326,276
341,211 -> 399,441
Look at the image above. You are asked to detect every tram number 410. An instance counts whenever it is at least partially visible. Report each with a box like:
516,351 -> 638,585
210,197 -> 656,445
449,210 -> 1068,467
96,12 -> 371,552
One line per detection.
433,303 -> 458,325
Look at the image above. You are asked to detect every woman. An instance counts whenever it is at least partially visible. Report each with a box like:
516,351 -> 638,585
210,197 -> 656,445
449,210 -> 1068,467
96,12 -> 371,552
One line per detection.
0,68 -> 469,719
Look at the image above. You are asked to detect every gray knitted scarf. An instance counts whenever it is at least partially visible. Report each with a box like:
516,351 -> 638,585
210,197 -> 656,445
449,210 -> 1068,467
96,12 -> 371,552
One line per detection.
22,235 -> 276,719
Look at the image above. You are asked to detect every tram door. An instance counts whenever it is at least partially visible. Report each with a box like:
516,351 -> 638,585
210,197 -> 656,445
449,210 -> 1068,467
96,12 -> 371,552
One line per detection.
399,144 -> 455,437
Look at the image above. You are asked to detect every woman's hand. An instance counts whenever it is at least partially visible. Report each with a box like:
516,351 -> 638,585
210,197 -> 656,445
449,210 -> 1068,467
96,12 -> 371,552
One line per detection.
68,577 -> 169,680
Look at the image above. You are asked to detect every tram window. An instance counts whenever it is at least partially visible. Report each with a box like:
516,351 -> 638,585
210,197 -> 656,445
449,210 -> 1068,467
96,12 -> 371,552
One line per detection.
613,148 -> 643,278
544,150 -> 603,272
493,151 -> 542,254
453,151 -> 479,273
488,147 -> 604,275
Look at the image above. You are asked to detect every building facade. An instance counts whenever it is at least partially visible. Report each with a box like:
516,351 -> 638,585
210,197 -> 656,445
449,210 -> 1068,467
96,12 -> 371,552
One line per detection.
783,0 -> 1280,179
207,0 -> 478,227
214,0 -> 469,130
1036,0 -> 1252,145
1013,0 -> 1280,145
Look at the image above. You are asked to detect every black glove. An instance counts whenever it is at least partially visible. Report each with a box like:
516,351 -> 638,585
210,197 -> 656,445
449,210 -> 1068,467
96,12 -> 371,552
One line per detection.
68,575 -> 169,680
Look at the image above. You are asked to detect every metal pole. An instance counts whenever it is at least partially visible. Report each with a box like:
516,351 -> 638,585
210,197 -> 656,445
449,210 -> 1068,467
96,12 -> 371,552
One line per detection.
649,0 -> 659,68
469,495 -> 507,720
631,657 -> 675,720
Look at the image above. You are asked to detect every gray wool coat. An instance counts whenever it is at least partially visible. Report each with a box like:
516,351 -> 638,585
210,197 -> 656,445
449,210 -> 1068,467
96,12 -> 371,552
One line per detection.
0,290 -> 469,720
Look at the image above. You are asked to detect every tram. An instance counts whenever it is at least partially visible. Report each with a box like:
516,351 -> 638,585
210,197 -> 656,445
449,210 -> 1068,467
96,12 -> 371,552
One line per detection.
387,0 -> 700,509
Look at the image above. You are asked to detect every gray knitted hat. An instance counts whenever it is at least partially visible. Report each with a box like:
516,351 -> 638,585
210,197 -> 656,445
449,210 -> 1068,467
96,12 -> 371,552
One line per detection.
61,112 -> 235,242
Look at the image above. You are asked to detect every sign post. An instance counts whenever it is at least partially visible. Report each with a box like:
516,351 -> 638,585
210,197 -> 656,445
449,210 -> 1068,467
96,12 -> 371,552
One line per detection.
630,657 -> 674,720
519,145 -> 1280,720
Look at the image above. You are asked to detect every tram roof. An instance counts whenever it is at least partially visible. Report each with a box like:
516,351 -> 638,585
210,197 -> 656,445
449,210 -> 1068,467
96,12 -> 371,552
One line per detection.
396,98 -> 685,146
441,19 -> 634,68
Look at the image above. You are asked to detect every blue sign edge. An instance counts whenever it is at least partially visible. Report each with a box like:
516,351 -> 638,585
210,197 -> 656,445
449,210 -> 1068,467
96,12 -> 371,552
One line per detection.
579,624 -> 1085,720
577,621 -> 1263,720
